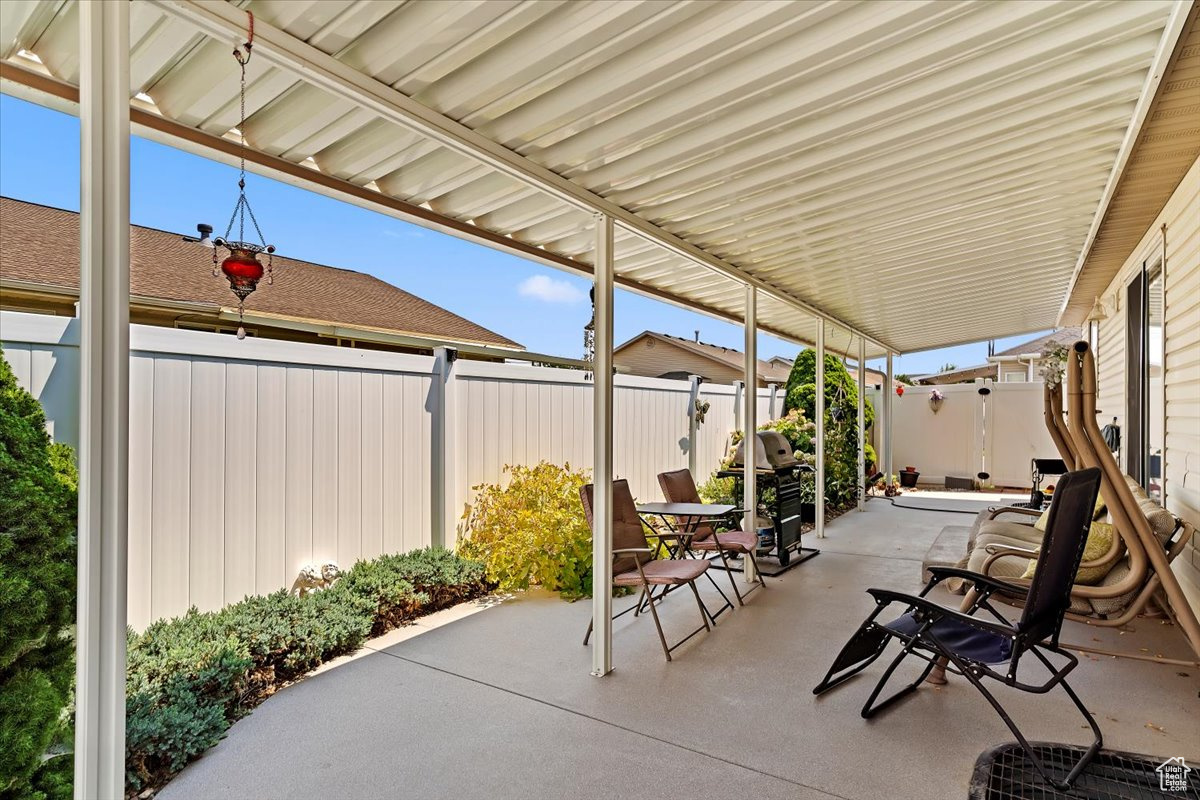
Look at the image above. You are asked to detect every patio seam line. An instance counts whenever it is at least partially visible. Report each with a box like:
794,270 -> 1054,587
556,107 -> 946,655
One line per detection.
816,550 -> 925,564
366,645 -> 854,800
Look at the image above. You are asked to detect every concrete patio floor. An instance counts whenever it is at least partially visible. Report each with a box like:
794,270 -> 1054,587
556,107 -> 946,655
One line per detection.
160,498 -> 1200,800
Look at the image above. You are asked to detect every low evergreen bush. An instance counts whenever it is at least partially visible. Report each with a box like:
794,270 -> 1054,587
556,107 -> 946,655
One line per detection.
335,548 -> 487,636
124,547 -> 488,792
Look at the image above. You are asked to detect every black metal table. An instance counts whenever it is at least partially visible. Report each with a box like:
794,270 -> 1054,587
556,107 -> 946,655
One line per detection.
636,502 -> 737,622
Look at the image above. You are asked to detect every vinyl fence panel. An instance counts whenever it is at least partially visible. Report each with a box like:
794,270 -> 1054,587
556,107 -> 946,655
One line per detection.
3,311 -> 792,628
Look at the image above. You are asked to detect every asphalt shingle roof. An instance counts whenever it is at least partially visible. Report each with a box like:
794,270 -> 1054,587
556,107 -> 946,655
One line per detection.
0,197 -> 521,349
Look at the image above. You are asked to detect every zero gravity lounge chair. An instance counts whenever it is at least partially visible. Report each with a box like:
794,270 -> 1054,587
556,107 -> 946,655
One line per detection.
579,480 -> 711,662
814,467 -> 1105,791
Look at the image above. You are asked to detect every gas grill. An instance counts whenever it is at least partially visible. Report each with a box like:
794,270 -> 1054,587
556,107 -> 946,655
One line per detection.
718,431 -> 819,574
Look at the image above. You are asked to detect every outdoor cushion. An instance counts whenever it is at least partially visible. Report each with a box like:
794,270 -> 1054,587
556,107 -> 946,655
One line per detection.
613,558 -> 708,586
967,508 -> 1037,549
1085,561 -> 1138,617
976,519 -> 1043,547
967,532 -> 1040,580
1122,476 -> 1177,539
1019,521 -> 1116,585
1033,494 -> 1107,532
886,612 -> 1013,665
690,529 -> 758,554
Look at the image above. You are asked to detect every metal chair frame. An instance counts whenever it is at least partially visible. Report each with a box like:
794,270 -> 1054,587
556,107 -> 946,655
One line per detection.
814,468 -> 1104,791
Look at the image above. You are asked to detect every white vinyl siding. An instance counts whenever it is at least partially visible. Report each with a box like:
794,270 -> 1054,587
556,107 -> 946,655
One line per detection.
1093,154 -> 1200,602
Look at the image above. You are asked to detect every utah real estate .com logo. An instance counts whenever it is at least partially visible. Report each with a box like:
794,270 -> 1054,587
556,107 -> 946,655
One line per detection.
1157,756 -> 1192,793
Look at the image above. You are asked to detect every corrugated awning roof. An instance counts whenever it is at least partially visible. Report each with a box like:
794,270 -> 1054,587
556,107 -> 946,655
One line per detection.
1060,5 -> 1200,325
0,0 -> 1188,355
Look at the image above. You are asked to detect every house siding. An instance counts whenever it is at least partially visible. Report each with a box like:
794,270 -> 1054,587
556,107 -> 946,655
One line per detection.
614,336 -> 783,386
1093,154 -> 1200,608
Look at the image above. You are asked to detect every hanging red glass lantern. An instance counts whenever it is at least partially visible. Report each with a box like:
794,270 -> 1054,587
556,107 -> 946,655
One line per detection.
210,11 -> 276,340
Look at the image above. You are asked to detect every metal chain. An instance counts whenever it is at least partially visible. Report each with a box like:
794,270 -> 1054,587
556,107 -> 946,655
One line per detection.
230,11 -> 255,244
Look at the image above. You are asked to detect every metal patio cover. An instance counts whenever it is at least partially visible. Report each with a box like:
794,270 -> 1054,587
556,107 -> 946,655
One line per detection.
0,0 -> 1181,355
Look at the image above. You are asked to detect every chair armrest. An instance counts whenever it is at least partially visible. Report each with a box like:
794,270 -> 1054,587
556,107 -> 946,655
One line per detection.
866,587 -> 1018,638
986,506 -> 1041,521
926,566 -> 1029,599
980,544 -> 1040,578
612,547 -> 653,555
984,544 -> 1038,558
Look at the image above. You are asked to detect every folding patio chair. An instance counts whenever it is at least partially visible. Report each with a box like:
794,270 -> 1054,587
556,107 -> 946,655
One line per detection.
813,467 -> 1104,791
580,480 -> 712,662
657,468 -> 766,605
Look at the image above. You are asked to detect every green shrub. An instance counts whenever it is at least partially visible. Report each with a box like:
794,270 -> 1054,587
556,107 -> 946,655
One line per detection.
125,547 -> 486,792
335,548 -> 487,636
697,473 -> 738,506
0,347 -> 77,800
458,462 -> 593,598
783,350 -> 875,509
125,615 -> 250,790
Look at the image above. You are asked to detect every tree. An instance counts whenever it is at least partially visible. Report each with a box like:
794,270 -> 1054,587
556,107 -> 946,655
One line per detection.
783,350 -> 875,508
938,362 -> 958,373
0,347 -> 77,800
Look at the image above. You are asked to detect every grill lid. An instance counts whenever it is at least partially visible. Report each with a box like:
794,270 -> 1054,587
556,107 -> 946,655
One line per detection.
732,431 -> 799,469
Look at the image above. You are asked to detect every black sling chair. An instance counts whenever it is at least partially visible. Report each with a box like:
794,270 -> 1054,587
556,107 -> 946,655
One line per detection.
813,467 -> 1103,791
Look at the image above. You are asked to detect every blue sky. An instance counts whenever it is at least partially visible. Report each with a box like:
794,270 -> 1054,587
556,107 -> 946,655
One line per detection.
0,95 -> 1040,375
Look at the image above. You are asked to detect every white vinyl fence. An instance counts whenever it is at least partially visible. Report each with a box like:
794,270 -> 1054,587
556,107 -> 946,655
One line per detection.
869,381 -> 1057,488
2,310 -> 776,629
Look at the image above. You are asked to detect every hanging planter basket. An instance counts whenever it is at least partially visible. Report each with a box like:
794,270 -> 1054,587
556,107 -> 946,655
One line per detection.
929,389 -> 945,414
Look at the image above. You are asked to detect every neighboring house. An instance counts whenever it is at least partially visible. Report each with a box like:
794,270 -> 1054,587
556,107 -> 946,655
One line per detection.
988,327 -> 1083,382
915,364 -> 998,385
615,333 -> 901,390
614,331 -> 790,387
915,327 -> 1083,385
0,197 -> 522,357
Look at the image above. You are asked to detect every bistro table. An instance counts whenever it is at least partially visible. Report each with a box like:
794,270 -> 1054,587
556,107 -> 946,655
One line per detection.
636,501 -> 740,622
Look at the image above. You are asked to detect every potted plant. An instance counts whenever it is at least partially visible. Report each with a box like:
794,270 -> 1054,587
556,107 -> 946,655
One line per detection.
900,465 -> 920,488
878,474 -> 901,497
929,387 -> 944,413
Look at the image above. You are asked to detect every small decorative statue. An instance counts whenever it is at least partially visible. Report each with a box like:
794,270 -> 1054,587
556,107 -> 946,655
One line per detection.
693,398 -> 710,425
290,561 -> 342,597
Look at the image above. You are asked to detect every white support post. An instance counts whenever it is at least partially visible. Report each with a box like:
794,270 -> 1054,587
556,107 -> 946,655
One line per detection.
732,379 -> 744,432
75,2 -> 129,798
591,213 -> 614,677
743,287 -> 758,582
815,322 -> 826,538
431,346 -> 458,549
687,374 -> 701,476
884,353 -> 894,482
767,382 -> 778,420
857,337 -> 866,512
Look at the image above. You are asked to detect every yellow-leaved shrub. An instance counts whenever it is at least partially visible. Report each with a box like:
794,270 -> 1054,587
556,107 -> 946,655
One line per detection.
458,462 -> 593,599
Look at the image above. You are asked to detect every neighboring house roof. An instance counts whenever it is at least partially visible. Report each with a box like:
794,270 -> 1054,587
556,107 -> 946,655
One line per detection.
615,331 -> 792,383
0,197 -> 522,350
990,327 -> 1082,359
915,364 -> 999,385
